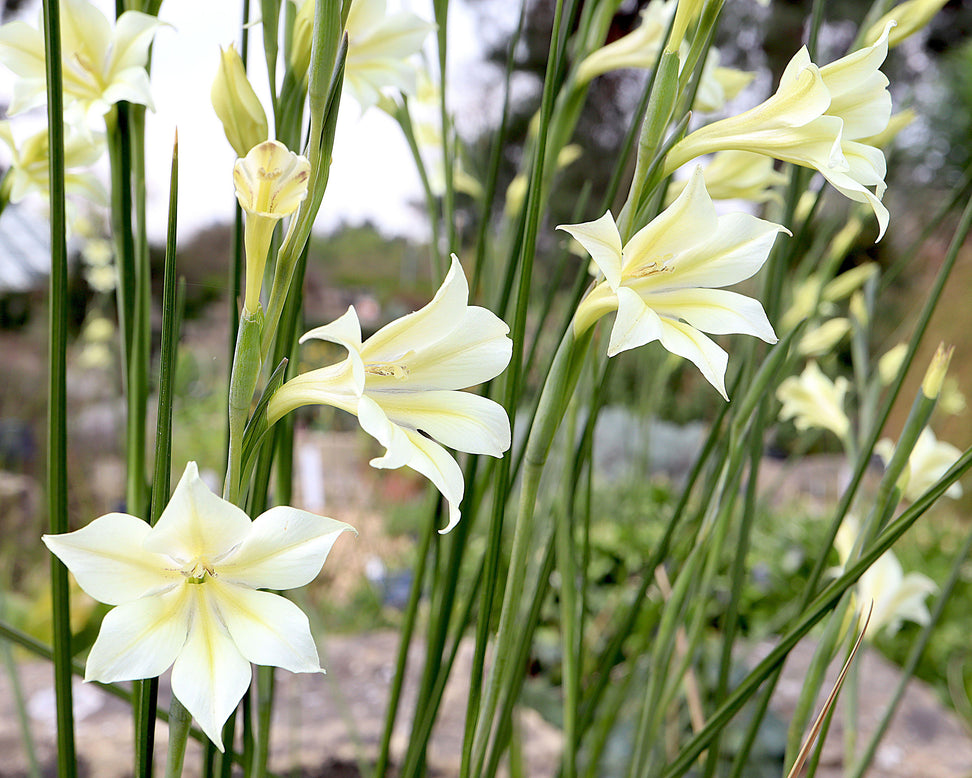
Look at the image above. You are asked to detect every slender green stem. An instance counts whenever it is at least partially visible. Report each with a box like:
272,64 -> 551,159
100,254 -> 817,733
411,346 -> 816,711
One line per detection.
134,130 -> 180,778
469,329 -> 590,776
41,0 -> 75,773
556,434 -> 580,778
0,598 -> 41,778
373,501 -> 437,777
165,699 -> 194,778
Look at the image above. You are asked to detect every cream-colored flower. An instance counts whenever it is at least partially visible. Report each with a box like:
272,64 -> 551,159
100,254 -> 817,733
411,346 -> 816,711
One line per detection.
558,167 -> 784,400
0,0 -> 163,120
776,361 -> 851,440
233,140 -> 311,313
665,23 -> 896,239
575,0 -> 751,113
835,518 -> 937,637
0,121 -> 105,205
693,49 -> 755,114
42,462 -> 353,749
212,44 -> 269,157
863,0 -> 948,49
939,378 -> 966,417
875,427 -> 963,501
575,0 -> 674,84
293,0 -> 434,113
268,256 -> 512,533
665,150 -> 788,206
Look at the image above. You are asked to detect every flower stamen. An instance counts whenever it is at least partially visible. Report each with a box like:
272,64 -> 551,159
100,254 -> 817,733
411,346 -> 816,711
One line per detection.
365,362 -> 410,379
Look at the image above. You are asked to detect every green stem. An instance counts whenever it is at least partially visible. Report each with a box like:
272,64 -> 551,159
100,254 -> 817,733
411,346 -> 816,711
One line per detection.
41,0 -> 75,773
373,501 -> 437,777
164,698 -> 193,778
468,329 -> 590,776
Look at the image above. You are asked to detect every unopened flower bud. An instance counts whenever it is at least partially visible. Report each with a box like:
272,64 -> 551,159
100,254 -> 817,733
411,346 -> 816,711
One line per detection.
922,343 -> 953,400
878,342 -> 908,386
212,45 -> 269,157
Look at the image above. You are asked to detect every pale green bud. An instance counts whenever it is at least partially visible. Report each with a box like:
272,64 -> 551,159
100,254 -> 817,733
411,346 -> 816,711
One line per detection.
878,343 -> 908,386
849,290 -> 869,326
212,45 -> 269,158
823,262 -> 877,303
921,343 -> 953,400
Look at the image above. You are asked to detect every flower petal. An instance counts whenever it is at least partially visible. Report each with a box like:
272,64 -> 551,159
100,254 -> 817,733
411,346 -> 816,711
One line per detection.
644,212 -> 787,290
108,11 -> 165,74
646,288 -> 777,342
371,389 -> 511,456
0,21 -> 46,80
60,0 -> 112,72
300,307 -> 366,394
42,513 -> 180,605
373,305 -> 511,391
145,462 -> 252,565
170,587 -> 253,751
210,581 -> 323,673
607,286 -> 664,357
84,586 -> 190,683
358,396 -> 464,532
361,255 -> 469,362
658,318 -> 730,400
218,506 -> 355,590
624,168 -> 717,278
556,211 -> 624,289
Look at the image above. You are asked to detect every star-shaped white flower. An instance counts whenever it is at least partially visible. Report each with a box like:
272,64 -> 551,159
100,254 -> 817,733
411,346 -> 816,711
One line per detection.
558,166 -> 785,399
0,0 -> 164,121
665,23 -> 895,239
268,255 -> 512,533
42,462 -> 354,749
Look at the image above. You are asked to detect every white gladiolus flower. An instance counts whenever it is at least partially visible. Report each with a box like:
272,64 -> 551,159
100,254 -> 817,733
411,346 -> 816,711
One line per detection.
665,22 -> 896,239
558,166 -> 785,400
342,0 -> 434,113
0,0 -> 163,120
268,255 -> 512,533
42,462 -> 353,750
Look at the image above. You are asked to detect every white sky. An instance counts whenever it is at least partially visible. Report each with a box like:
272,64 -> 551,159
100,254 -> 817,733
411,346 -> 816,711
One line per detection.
0,0 -> 513,241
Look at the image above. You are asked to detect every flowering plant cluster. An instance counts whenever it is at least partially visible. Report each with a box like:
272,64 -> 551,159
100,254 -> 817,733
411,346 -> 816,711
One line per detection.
2,0 -> 968,776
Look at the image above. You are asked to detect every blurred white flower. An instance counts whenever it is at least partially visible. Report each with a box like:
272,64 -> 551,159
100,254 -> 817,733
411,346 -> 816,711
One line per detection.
343,0 -> 435,113
0,121 -> 105,205
835,518 -> 937,637
776,361 -> 851,441
875,427 -> 963,501
0,0 -> 163,120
